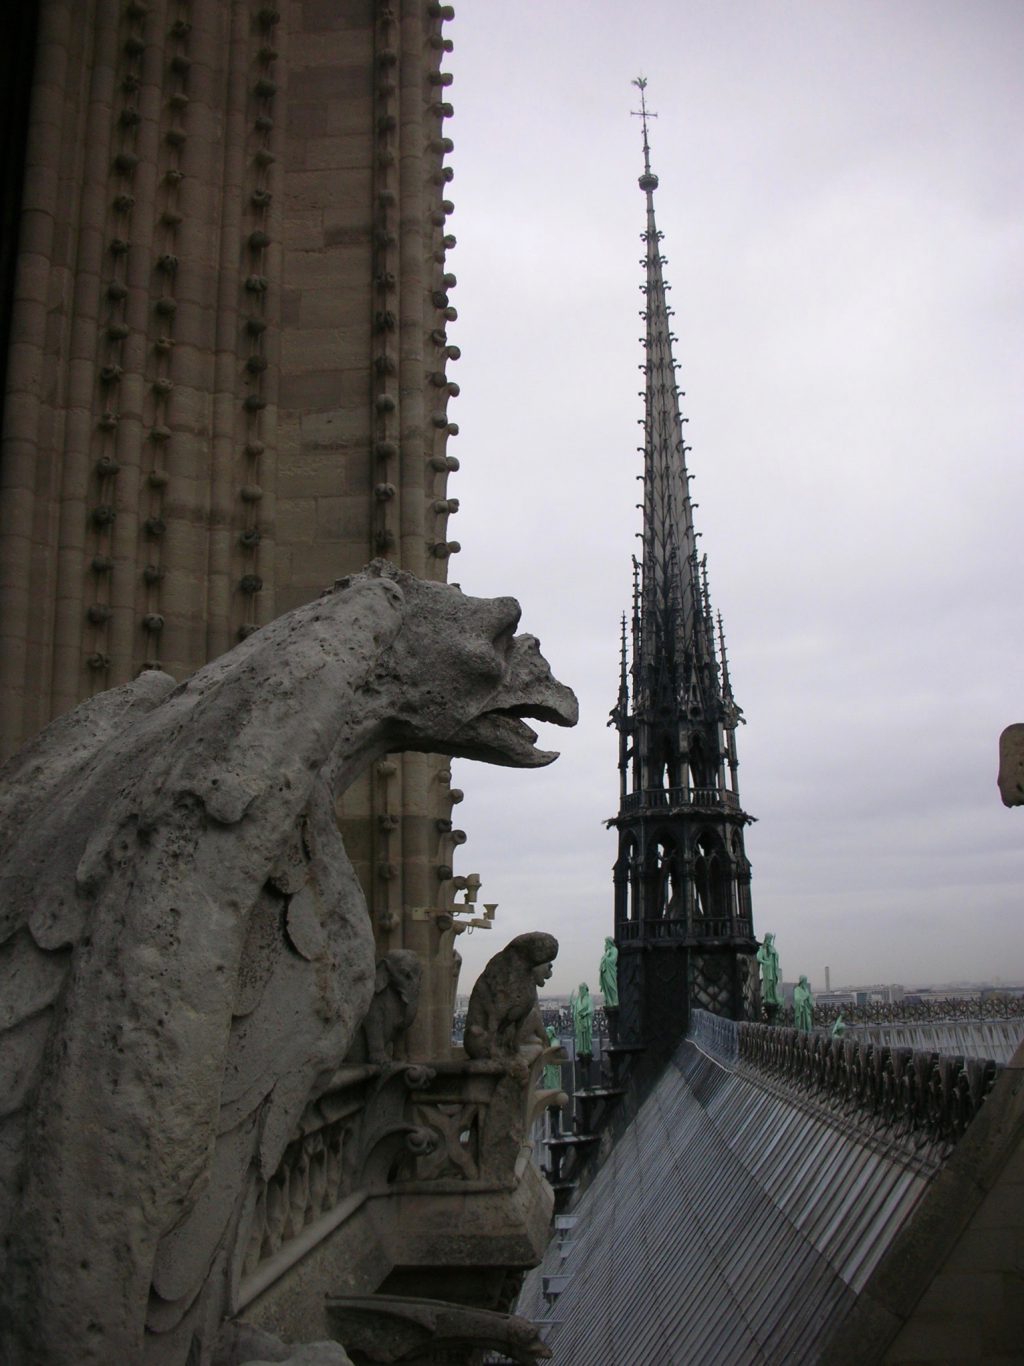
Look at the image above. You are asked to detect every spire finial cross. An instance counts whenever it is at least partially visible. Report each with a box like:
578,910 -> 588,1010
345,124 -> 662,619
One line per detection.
631,76 -> 658,180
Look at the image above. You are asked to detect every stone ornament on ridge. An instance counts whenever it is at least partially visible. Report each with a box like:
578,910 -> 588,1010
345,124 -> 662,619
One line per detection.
998,723 -> 1024,807
463,932 -> 559,1060
0,562 -> 577,1366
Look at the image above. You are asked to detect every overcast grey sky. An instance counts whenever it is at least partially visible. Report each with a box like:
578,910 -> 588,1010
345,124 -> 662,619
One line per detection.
442,2 -> 1024,997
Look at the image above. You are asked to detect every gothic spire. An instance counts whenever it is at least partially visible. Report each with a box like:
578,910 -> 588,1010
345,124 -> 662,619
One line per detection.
610,83 -> 758,1049
630,78 -> 702,702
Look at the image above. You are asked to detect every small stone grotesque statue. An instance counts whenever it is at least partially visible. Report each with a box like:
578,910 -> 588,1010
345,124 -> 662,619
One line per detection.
346,950 -> 423,1064
757,932 -> 782,1010
570,982 -> 594,1058
463,932 -> 559,1059
794,975 -> 814,1032
598,936 -> 619,1008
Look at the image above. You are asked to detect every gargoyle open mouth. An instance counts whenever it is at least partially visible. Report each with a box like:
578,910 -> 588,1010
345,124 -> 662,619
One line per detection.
452,636 -> 579,768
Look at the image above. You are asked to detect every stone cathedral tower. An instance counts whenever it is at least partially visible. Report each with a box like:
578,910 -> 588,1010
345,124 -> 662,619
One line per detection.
610,86 -> 759,1058
0,0 -> 468,1056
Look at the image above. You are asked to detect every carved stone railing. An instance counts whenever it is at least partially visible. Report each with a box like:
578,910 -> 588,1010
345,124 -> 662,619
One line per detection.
235,1045 -> 561,1309
735,1022 -> 999,1161
690,1009 -> 740,1063
621,785 -> 741,815
615,916 -> 753,943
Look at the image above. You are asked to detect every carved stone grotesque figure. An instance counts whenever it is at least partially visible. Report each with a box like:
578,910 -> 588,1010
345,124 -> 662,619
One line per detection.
0,563 -> 577,1366
346,950 -> 423,1064
463,932 -> 559,1059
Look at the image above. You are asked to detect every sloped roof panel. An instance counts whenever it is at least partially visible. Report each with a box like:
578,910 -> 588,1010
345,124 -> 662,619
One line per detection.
520,1029 -> 938,1364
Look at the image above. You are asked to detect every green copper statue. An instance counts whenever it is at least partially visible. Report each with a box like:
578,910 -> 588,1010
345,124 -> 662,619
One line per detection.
830,1013 -> 845,1038
542,1025 -> 563,1089
570,982 -> 594,1058
794,975 -> 814,1032
756,932 -> 781,1008
598,937 -> 619,1008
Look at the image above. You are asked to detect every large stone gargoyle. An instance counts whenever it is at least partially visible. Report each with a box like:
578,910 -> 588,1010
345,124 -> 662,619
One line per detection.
0,563 -> 577,1366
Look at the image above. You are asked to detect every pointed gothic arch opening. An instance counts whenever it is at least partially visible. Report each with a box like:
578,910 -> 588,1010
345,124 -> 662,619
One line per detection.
650,731 -> 679,791
692,828 -> 729,922
646,831 -> 681,919
686,731 -> 716,790
615,833 -> 641,922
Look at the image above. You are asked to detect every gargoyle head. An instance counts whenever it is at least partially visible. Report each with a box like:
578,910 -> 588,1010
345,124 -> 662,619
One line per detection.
377,948 -> 422,1003
336,564 -> 578,769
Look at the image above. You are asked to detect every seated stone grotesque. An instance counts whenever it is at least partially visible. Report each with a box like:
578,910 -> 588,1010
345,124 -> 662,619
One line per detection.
463,932 -> 559,1059
345,949 -> 423,1064
0,563 -> 577,1366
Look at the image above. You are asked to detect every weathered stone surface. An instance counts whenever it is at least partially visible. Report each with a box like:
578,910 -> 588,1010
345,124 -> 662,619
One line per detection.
244,1347 -> 353,1366
464,932 -> 559,1060
998,723 -> 1024,806
219,1322 -> 353,1365
326,1294 -> 552,1365
0,564 -> 577,1365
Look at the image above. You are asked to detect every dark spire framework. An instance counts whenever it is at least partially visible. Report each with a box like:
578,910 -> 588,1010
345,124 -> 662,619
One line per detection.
610,81 -> 759,1048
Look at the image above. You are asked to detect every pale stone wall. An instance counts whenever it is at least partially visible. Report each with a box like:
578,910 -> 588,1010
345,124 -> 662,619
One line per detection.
823,1038 -> 1024,1364
0,0 -> 464,1054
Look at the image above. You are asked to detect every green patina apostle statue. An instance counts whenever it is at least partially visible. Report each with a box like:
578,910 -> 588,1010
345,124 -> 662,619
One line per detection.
756,932 -> 781,1009
794,975 -> 814,1032
570,982 -> 594,1058
542,1025 -> 563,1089
598,937 -> 619,1008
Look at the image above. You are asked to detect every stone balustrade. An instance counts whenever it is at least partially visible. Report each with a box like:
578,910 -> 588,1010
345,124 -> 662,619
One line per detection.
621,785 -> 740,814
236,1044 -> 560,1313
712,1015 -> 1002,1163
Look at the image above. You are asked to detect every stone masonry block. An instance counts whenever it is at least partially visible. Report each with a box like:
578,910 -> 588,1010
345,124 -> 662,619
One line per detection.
304,134 -> 376,173
282,212 -> 325,253
278,448 -> 364,501
274,499 -> 317,547
286,102 -> 329,141
298,286 -> 373,331
278,540 -> 370,593
914,1268 -> 1005,1320
947,1225 -> 1021,1273
297,1 -> 375,35
284,170 -> 365,213
277,370 -> 344,412
315,496 -> 372,543
299,407 -> 369,450
280,63 -> 371,104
